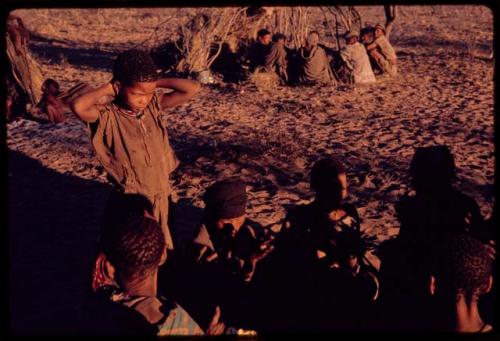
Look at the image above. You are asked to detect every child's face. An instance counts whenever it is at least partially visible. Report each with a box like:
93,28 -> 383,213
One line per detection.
375,28 -> 384,38
258,34 -> 272,46
119,81 -> 157,113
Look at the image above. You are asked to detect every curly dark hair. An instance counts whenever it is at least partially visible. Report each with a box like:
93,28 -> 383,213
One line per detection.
433,234 -> 492,302
101,216 -> 165,283
310,157 -> 346,192
112,49 -> 158,86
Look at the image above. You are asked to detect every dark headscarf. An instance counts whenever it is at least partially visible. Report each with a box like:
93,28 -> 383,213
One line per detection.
203,180 -> 247,220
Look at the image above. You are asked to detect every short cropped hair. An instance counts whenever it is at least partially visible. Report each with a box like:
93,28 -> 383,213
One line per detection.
101,216 -> 165,283
432,234 -> 492,302
310,157 -> 346,192
257,29 -> 271,38
112,49 -> 158,86
272,33 -> 286,42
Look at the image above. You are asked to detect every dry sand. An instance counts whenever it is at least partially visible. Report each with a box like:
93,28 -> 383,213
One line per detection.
7,6 -> 494,334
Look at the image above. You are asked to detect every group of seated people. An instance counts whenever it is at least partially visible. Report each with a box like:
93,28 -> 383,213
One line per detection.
80,145 -> 494,335
10,24 -> 396,124
224,24 -> 398,86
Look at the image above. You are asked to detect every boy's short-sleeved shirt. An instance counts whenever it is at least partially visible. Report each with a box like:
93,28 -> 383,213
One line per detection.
89,93 -> 179,196
88,93 -> 179,248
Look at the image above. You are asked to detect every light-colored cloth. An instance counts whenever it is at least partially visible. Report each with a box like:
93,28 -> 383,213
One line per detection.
373,35 -> 397,61
340,42 -> 376,84
297,45 -> 334,85
88,93 -> 179,249
367,35 -> 397,76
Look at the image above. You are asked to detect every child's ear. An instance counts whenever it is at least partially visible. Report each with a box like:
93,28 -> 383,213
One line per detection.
159,247 -> 167,266
485,275 -> 493,293
429,275 -> 436,295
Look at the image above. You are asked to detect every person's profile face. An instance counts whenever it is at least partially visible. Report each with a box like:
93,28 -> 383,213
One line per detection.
375,28 -> 384,37
259,34 -> 272,45
120,81 -> 157,113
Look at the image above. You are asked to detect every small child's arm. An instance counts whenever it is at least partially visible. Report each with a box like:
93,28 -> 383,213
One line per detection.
69,83 -> 115,123
156,78 -> 201,109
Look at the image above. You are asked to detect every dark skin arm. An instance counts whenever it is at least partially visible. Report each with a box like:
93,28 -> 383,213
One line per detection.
69,83 -> 114,123
156,78 -> 201,109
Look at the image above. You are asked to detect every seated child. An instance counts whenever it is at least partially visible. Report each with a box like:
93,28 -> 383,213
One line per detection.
280,157 -> 361,268
96,213 -> 205,336
429,234 -> 493,333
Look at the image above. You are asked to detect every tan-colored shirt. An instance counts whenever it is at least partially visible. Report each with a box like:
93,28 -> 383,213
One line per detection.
373,35 -> 397,62
340,42 -> 376,84
89,93 -> 179,249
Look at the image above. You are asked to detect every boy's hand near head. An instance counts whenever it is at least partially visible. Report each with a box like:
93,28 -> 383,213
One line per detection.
156,78 -> 201,109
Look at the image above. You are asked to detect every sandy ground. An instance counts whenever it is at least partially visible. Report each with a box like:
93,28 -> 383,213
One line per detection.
8,6 -> 494,334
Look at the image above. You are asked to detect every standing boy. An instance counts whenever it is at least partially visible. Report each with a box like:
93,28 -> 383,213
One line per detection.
70,49 -> 201,250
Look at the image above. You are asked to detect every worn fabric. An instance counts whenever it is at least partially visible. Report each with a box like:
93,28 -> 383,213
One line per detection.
191,222 -> 263,266
367,35 -> 397,76
340,42 -> 376,84
6,23 -> 43,106
100,285 -> 204,336
264,43 -> 288,80
297,45 -> 334,85
88,93 -> 179,249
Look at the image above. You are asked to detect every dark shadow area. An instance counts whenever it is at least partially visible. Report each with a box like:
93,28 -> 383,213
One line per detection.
8,149 -> 111,335
29,34 -> 115,72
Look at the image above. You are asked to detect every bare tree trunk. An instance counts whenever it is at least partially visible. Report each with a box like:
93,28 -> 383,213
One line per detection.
384,5 -> 397,40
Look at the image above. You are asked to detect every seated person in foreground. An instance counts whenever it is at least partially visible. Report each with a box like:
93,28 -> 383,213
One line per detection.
280,157 -> 361,267
189,180 -> 274,283
429,234 -> 493,333
340,31 -> 376,85
95,213 -> 204,336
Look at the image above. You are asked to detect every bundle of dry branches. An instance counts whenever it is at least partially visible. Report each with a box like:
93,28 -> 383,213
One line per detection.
175,8 -> 245,75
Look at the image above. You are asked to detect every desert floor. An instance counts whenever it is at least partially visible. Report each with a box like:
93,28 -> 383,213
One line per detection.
7,6 -> 494,334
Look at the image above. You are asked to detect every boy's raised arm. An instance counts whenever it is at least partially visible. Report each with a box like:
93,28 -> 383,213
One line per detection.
69,83 -> 115,123
156,78 -> 201,109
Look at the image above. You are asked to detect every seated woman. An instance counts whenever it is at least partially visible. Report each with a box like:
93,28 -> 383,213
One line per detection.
295,31 -> 335,86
